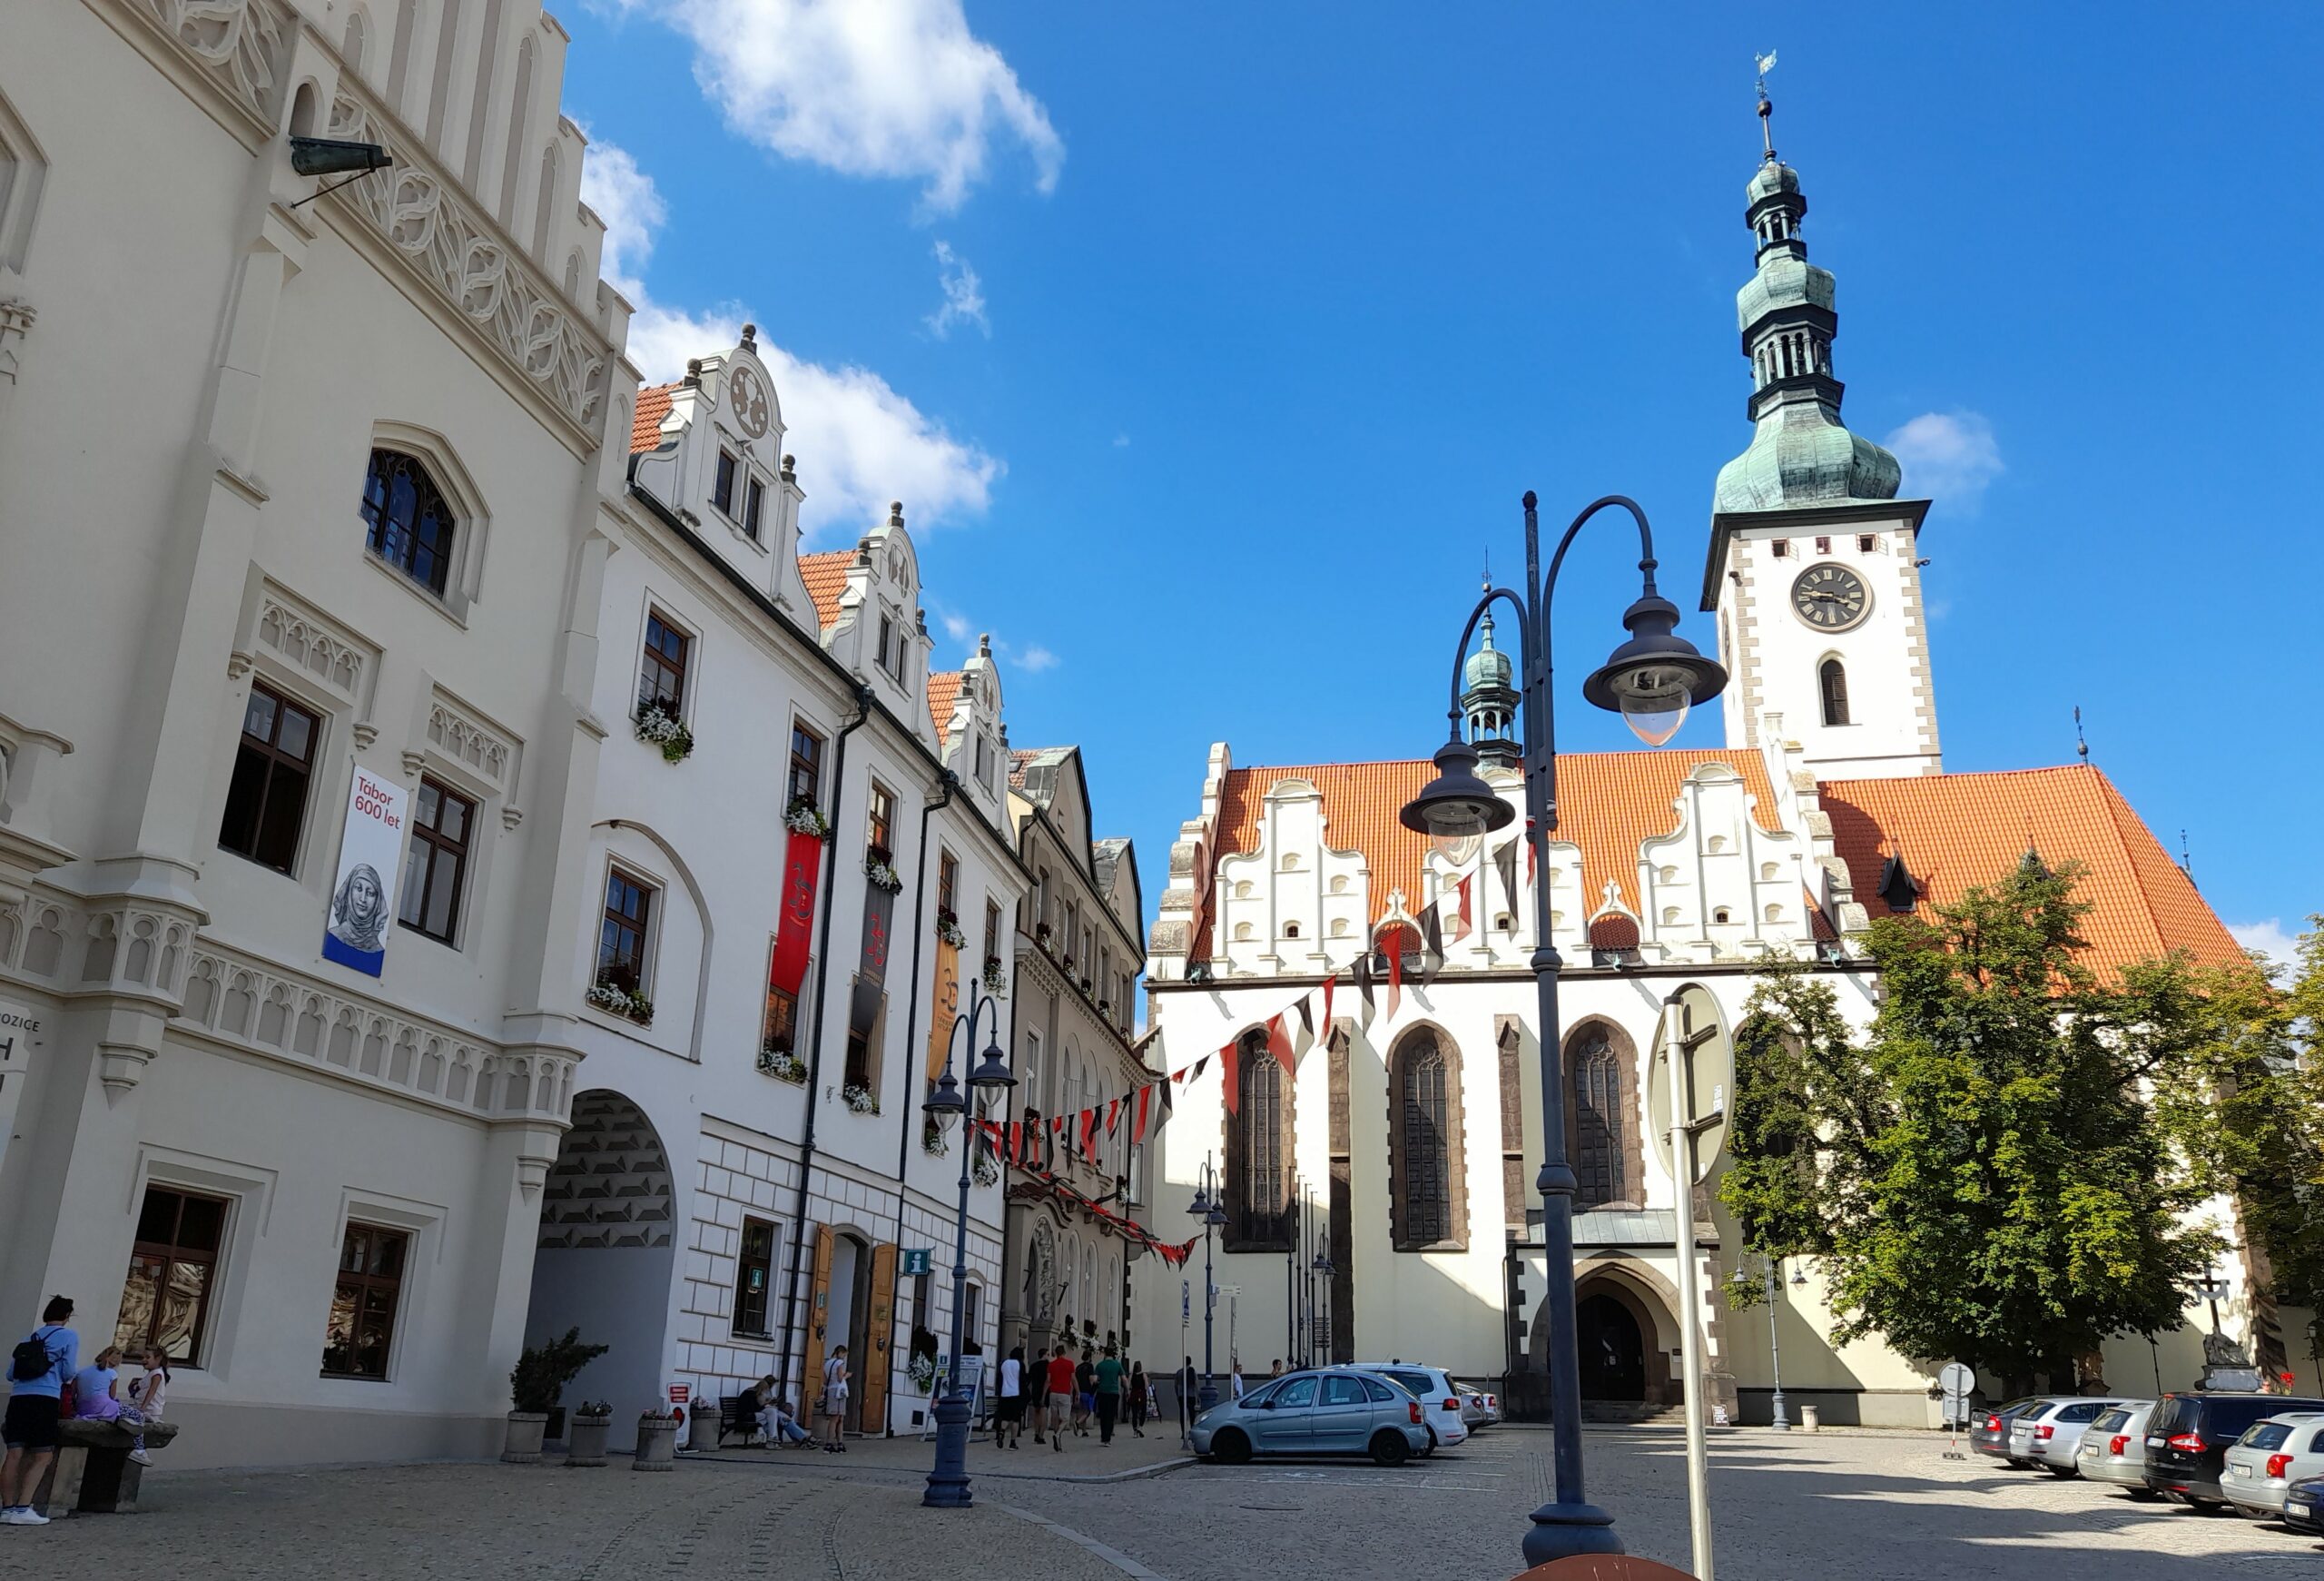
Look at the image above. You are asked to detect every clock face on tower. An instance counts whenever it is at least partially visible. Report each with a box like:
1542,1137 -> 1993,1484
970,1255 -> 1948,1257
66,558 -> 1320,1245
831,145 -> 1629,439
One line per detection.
728,363 -> 771,440
1790,564 -> 1870,632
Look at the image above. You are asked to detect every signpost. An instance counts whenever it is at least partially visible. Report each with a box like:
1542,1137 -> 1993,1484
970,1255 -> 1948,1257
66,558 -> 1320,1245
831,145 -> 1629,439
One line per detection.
920,1355 -> 985,1440
1939,1362 -> 1974,1459
1651,983 -> 1732,1581
902,1248 -> 933,1277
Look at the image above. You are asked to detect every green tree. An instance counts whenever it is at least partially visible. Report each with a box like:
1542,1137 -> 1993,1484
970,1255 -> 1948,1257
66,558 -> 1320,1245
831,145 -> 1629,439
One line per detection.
1720,857 -> 2221,1389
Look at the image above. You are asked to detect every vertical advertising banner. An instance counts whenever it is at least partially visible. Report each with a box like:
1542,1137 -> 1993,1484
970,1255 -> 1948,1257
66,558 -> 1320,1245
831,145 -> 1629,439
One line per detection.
925,936 -> 960,1083
321,766 -> 409,977
769,829 -> 824,997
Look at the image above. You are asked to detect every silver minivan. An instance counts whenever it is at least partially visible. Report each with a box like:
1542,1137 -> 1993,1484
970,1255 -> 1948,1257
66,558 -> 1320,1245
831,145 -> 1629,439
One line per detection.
2073,1400 -> 2158,1492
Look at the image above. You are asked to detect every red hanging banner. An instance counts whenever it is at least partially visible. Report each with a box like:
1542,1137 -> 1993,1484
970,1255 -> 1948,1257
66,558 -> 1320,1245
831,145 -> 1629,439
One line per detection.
769,828 -> 824,996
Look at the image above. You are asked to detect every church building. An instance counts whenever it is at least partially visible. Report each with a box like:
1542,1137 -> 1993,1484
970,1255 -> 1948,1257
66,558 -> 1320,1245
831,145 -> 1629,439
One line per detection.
1137,118 -> 2265,1426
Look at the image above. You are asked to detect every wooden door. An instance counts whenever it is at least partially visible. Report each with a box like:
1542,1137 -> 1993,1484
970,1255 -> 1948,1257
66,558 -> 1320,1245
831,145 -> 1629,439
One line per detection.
802,1223 -> 835,1417
861,1241 -> 898,1435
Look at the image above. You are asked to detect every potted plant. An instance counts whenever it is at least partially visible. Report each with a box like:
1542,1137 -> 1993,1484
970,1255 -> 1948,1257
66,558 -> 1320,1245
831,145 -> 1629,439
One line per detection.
757,1039 -> 808,1083
565,1399 -> 614,1467
633,697 -> 694,763
981,954 -> 1006,993
635,1407 -> 681,1470
863,845 -> 902,893
784,795 -> 833,842
921,1112 -> 950,1155
935,908 -> 968,947
842,1082 -> 880,1115
586,964 -> 654,1026
507,1328 -> 608,1462
973,1149 -> 1001,1187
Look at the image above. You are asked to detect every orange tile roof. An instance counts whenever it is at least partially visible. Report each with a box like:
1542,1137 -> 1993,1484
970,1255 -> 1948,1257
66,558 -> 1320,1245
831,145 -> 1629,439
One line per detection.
632,382 -> 677,453
798,552 -> 853,632
1818,765 -> 2240,975
1211,749 -> 1786,935
928,671 -> 963,741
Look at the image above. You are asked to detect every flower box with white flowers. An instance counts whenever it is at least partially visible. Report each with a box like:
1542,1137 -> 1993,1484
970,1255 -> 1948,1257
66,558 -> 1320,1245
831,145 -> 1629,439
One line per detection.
981,955 -> 1006,993
922,1113 -> 948,1156
784,796 -> 833,842
935,908 -> 968,948
842,1083 -> 880,1116
757,1041 -> 807,1083
862,845 -> 902,894
586,970 -> 654,1026
633,698 -> 694,764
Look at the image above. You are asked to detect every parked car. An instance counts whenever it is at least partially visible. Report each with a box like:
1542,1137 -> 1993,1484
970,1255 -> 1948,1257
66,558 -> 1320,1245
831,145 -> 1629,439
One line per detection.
2074,1401 -> 2161,1496
2280,1473 -> 2324,1536
1460,1390 -> 1491,1431
1350,1362 -> 1472,1450
2013,1397 -> 2126,1473
1972,1398 -> 2043,1461
1479,1390 -> 1502,1426
2143,1391 -> 2324,1509
2221,1412 -> 2324,1519
1191,1367 -> 1433,1467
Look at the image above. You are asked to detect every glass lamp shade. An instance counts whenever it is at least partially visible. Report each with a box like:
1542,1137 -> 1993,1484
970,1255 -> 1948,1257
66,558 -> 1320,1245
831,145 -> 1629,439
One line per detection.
924,1069 -> 965,1135
1206,1201 -> 1230,1229
1433,829 -> 1482,865
1582,590 -> 1727,748
1399,737 -> 1513,843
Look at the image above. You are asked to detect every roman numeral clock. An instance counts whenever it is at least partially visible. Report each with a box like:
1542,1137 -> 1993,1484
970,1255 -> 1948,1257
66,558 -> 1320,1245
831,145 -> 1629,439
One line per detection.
1790,564 -> 1869,631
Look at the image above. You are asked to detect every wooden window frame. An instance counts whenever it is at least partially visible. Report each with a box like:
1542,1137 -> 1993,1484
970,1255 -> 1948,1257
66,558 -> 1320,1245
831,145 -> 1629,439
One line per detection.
640,610 -> 690,714
218,680 -> 320,874
937,850 -> 959,918
360,448 -> 458,598
867,781 -> 895,856
787,720 -> 825,810
713,450 -> 739,516
743,476 -> 767,542
596,865 -> 657,996
399,776 -> 476,945
733,1216 -> 779,1339
320,1221 -> 409,1380
114,1186 -> 230,1367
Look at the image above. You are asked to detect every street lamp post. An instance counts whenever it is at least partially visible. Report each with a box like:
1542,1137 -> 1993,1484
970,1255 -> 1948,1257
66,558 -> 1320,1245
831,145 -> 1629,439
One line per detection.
1311,1243 -> 1333,1368
1399,491 -> 1726,1567
1187,1156 -> 1228,1411
921,978 -> 1017,1510
1765,1257 -> 1790,1431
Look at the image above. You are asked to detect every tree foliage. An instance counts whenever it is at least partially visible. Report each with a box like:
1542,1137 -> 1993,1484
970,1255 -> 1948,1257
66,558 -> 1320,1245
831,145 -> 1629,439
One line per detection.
1720,857 -> 2223,1386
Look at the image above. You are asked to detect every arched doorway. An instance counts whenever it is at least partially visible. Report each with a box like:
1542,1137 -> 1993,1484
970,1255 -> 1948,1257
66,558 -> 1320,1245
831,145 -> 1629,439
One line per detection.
822,1232 -> 875,1432
525,1090 -> 675,1448
1577,1293 -> 1645,1401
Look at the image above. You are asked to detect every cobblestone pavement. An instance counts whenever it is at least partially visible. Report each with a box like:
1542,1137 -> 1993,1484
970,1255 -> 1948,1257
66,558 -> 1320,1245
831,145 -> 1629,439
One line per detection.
22,1427 -> 2324,1579
693,1418 -> 1189,1480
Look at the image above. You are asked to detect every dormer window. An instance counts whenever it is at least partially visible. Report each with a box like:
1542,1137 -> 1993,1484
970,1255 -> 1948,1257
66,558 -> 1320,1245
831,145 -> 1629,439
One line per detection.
713,450 -> 739,517
744,477 -> 767,542
876,613 -> 904,682
974,733 -> 994,792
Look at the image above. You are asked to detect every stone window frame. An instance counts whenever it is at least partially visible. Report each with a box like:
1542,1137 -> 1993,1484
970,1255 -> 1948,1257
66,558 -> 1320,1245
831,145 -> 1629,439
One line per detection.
1223,1027 -> 1295,1252
359,424 -> 492,625
1385,1023 -> 1470,1253
1565,1017 -> 1645,1211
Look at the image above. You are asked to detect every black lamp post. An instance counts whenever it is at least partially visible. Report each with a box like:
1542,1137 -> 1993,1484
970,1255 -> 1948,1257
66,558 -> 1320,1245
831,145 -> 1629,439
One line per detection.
1311,1244 -> 1334,1367
1400,491 -> 1726,1566
921,977 -> 1016,1509
1187,1155 -> 1228,1411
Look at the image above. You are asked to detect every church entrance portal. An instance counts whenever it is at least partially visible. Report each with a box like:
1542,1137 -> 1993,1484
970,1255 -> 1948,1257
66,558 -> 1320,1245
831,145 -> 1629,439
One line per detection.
1577,1292 -> 1647,1402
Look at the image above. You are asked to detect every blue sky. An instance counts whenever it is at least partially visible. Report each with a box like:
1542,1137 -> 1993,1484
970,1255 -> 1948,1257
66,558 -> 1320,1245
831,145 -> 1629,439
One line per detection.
556,2 -> 2324,963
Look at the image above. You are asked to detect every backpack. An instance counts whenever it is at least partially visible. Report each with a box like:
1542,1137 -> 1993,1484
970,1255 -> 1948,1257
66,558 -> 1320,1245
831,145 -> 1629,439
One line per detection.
8,1328 -> 57,1384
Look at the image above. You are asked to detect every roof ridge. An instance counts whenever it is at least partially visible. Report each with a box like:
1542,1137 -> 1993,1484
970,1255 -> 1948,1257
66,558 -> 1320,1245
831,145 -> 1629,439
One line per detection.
1819,762 -> 2092,791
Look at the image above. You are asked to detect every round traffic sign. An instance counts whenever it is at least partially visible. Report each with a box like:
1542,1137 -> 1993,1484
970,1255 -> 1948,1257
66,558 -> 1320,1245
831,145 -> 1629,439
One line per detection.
1649,983 -> 1731,1184
1938,1362 -> 1974,1399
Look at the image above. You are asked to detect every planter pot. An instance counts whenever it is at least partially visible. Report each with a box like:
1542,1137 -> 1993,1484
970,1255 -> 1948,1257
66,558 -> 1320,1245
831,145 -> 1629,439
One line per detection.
634,1413 -> 678,1469
1799,1403 -> 1820,1433
565,1413 -> 612,1467
502,1411 -> 549,1464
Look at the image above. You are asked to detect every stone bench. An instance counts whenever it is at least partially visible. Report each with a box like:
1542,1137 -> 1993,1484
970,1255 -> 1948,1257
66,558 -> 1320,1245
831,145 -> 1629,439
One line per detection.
32,1417 -> 182,1517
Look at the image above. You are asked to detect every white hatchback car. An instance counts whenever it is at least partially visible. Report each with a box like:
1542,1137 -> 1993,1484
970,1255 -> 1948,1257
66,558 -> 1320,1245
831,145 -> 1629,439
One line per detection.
2010,1397 -> 2125,1471
1350,1361 -> 1471,1450
2222,1412 -> 2324,1518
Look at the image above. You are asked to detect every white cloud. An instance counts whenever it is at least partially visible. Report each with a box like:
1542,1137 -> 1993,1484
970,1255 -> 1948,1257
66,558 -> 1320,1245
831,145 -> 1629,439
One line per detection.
2229,918 -> 2302,975
1112,432 -> 1130,448
925,241 -> 989,339
1885,410 -> 2004,509
939,610 -> 973,642
614,0 -> 1063,212
585,137 -> 1000,539
927,610 -> 1056,675
1016,645 -> 1058,673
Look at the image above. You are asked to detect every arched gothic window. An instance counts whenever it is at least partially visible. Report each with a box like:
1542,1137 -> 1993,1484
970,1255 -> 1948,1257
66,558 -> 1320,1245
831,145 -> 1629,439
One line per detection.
1819,657 -> 1850,727
1567,1024 -> 1638,1210
1225,1030 -> 1293,1250
360,449 -> 458,597
1387,1027 -> 1467,1250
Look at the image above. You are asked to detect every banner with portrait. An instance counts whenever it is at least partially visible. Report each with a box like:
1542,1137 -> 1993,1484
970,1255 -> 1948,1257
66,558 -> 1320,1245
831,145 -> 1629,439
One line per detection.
321,766 -> 409,977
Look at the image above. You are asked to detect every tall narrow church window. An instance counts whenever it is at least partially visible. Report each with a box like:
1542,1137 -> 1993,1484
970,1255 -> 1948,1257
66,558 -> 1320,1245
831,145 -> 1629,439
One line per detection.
1388,1029 -> 1463,1250
1570,1028 -> 1631,1210
1819,658 -> 1850,727
1226,1032 -> 1293,1250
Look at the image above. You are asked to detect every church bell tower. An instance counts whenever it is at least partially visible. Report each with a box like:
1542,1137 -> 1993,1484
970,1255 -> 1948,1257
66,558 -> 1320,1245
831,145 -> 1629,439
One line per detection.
1700,86 -> 1942,780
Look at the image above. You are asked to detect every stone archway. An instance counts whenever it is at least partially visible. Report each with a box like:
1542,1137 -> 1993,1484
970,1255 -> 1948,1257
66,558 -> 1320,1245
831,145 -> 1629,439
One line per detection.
1531,1255 -> 1687,1412
525,1090 -> 675,1446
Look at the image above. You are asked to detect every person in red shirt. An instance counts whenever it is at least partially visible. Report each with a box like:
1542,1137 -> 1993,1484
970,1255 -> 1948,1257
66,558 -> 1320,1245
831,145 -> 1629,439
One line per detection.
1042,1344 -> 1077,1455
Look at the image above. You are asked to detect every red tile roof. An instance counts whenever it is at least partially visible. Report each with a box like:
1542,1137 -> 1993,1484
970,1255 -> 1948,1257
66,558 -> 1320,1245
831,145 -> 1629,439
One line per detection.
1818,765 -> 2240,975
798,552 -> 852,632
1212,749 -> 1786,933
632,382 -> 677,453
928,671 -> 963,741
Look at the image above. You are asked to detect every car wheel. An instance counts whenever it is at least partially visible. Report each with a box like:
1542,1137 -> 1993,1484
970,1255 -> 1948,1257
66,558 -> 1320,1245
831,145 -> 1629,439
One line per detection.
1212,1428 -> 1251,1466
1426,1427 -> 1440,1451
2046,1467 -> 2077,1478
1371,1430 -> 1411,1468
2124,1488 -> 2162,1502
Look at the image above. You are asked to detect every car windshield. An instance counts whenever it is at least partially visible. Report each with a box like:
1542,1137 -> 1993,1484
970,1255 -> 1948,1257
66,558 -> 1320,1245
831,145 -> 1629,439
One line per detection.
1382,1372 -> 1434,1398
1997,1398 -> 2038,1417
2243,1422 -> 2295,1450
2091,1409 -> 2130,1432
2149,1397 -> 2198,1437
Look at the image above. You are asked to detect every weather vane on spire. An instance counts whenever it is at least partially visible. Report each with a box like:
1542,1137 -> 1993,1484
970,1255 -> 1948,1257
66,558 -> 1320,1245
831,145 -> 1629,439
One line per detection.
1755,50 -> 1778,159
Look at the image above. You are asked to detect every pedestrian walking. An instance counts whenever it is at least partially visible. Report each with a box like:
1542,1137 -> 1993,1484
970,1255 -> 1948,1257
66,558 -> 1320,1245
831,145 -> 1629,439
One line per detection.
1093,1345 -> 1125,1445
1074,1349 -> 1097,1436
1230,1357 -> 1246,1399
2,1295 -> 80,1526
125,1345 -> 168,1465
819,1344 -> 850,1452
1043,1343 -> 1076,1454
997,1345 -> 1027,1448
1127,1361 -> 1149,1437
1177,1355 -> 1197,1435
